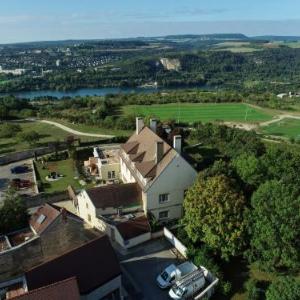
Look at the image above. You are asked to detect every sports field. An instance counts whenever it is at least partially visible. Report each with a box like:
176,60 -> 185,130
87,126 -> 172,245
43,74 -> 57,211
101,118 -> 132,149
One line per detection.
260,118 -> 300,139
123,103 -> 273,123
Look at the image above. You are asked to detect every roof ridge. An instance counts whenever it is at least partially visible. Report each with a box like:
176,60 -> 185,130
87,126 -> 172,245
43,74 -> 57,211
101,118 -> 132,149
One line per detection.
25,236 -> 106,272
13,277 -> 78,299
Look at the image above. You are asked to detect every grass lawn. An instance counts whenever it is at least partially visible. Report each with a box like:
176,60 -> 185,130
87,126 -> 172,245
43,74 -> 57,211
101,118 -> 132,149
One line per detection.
0,120 -> 103,155
49,118 -> 131,137
35,158 -> 82,193
260,118 -> 300,139
123,103 -> 273,124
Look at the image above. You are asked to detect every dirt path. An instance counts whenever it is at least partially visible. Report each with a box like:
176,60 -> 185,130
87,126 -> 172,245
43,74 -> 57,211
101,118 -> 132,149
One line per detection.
260,114 -> 300,127
28,119 -> 114,138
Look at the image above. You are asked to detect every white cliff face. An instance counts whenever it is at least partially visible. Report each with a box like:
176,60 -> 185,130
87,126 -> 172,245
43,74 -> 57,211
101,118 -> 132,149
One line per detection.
160,58 -> 181,71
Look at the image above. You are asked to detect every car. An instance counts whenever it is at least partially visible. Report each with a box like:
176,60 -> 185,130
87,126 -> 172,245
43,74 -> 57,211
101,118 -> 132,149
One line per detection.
10,178 -> 32,189
10,165 -> 30,174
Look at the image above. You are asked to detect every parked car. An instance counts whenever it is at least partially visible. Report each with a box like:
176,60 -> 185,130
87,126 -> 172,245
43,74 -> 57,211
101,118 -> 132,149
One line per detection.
156,261 -> 197,289
10,165 -> 30,174
168,268 -> 206,300
10,178 -> 32,189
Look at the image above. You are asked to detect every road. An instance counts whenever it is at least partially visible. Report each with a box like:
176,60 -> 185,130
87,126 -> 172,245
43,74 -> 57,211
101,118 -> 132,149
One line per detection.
27,119 -> 115,138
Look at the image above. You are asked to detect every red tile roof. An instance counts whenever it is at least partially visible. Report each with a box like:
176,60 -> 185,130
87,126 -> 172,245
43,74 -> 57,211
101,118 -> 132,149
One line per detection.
116,216 -> 151,240
25,236 -> 121,295
86,183 -> 142,209
29,204 -> 61,234
9,277 -> 80,300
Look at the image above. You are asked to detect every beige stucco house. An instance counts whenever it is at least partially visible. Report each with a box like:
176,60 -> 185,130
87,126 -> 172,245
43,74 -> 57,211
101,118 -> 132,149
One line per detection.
119,118 -> 197,221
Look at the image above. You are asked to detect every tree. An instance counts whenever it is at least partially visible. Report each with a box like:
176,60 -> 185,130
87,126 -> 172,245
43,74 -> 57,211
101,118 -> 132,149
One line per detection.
0,123 -> 22,138
0,189 -> 28,234
266,277 -> 300,300
249,180 -> 300,271
232,153 -> 265,187
182,174 -> 248,260
18,130 -> 40,145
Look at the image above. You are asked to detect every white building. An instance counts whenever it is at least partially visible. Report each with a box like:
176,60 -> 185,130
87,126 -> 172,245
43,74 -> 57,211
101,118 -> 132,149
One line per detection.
119,118 -> 197,221
77,118 -> 197,248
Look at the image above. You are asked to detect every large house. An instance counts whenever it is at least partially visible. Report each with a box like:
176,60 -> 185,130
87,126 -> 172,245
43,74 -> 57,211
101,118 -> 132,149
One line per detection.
77,118 -> 197,248
119,118 -> 197,221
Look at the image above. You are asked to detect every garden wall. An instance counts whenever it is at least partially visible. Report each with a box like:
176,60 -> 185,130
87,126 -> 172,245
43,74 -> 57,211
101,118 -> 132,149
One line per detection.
23,191 -> 69,208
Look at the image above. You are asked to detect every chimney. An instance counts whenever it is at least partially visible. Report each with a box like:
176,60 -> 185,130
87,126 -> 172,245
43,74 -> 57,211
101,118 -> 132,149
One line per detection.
156,141 -> 164,164
173,135 -> 182,153
150,119 -> 157,133
136,117 -> 144,135
60,208 -> 67,223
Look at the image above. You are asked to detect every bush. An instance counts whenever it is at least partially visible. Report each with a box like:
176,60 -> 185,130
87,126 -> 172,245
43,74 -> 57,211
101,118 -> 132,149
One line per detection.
245,279 -> 260,300
266,277 -> 300,300
0,123 -> 22,138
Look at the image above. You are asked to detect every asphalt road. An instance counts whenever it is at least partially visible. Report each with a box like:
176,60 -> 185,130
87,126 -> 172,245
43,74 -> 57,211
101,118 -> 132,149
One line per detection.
120,238 -> 181,300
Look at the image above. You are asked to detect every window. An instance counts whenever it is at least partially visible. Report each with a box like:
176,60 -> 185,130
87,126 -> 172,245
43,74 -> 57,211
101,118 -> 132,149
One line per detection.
86,202 -> 89,209
87,214 -> 91,222
159,211 -> 169,219
112,171 -> 116,178
159,193 -> 169,204
108,171 -> 115,179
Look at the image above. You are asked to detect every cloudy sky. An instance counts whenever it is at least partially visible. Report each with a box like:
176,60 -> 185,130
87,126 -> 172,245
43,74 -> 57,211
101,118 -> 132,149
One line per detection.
1,0 -> 300,43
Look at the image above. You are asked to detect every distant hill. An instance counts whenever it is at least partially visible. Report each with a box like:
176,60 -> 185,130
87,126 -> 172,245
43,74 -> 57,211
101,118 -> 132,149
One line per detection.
252,36 -> 300,41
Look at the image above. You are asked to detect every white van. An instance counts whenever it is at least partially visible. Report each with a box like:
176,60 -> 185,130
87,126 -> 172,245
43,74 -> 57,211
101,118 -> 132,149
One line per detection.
169,268 -> 206,299
156,262 -> 198,289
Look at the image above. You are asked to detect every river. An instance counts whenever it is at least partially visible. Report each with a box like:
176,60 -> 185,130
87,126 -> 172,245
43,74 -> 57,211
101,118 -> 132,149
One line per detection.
2,87 -> 161,99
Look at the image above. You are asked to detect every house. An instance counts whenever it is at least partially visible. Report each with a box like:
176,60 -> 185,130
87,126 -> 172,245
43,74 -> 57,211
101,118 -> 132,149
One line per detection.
77,183 -> 151,248
0,203 -> 98,281
25,236 -> 122,300
119,118 -> 197,221
77,118 -> 197,248
94,147 -> 120,181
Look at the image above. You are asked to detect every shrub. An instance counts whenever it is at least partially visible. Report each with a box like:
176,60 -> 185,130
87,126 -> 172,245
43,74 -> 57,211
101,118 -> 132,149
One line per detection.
245,279 -> 260,300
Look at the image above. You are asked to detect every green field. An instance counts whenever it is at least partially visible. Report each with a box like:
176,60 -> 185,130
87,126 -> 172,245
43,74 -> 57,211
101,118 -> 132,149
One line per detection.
124,103 -> 273,123
260,118 -> 300,139
0,121 -> 101,155
35,159 -> 82,193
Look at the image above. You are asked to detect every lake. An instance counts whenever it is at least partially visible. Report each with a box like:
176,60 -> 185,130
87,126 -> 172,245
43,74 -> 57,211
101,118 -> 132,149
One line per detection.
2,87 -> 161,99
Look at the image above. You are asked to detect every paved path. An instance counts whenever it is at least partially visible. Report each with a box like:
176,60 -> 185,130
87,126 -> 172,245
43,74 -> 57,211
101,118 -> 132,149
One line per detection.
28,119 -> 114,138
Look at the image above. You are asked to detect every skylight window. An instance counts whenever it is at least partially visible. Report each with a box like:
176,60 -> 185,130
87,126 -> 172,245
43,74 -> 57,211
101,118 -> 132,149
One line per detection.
37,214 -> 46,224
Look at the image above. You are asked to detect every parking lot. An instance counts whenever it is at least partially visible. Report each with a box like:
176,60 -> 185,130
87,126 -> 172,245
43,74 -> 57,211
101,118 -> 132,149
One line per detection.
120,238 -> 182,300
0,159 -> 38,203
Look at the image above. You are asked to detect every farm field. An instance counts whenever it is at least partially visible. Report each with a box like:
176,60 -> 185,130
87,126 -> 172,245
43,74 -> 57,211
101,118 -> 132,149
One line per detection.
0,120 -> 101,155
123,103 -> 274,124
260,118 -> 300,139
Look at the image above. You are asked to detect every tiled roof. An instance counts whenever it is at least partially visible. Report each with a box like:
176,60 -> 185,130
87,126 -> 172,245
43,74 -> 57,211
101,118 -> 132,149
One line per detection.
29,204 -> 61,234
86,183 -> 142,209
116,216 -> 151,240
25,236 -> 121,295
9,277 -> 80,300
120,127 -> 177,181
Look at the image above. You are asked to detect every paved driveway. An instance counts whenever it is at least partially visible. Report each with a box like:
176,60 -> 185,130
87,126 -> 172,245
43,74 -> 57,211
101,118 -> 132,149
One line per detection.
0,159 -> 37,203
120,238 -> 182,300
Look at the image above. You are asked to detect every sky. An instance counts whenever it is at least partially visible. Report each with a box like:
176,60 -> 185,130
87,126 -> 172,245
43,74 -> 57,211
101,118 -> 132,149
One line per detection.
1,0 -> 300,43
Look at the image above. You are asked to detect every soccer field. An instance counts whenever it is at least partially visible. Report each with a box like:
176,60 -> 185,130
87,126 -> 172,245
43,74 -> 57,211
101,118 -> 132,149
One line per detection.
123,103 -> 273,123
260,118 -> 300,139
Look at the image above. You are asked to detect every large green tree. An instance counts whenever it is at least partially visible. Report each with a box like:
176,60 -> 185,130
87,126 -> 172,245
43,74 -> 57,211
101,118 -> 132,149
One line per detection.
0,189 -> 28,234
249,180 -> 300,271
182,174 -> 247,260
266,277 -> 300,300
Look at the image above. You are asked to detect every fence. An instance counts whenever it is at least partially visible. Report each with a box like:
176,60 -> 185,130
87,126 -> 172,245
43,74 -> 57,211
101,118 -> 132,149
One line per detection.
163,227 -> 188,258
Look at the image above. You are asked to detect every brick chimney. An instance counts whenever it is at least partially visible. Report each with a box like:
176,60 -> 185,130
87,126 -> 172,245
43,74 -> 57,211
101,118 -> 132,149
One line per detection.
155,141 -> 164,164
136,117 -> 144,135
173,135 -> 182,153
150,119 -> 157,133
